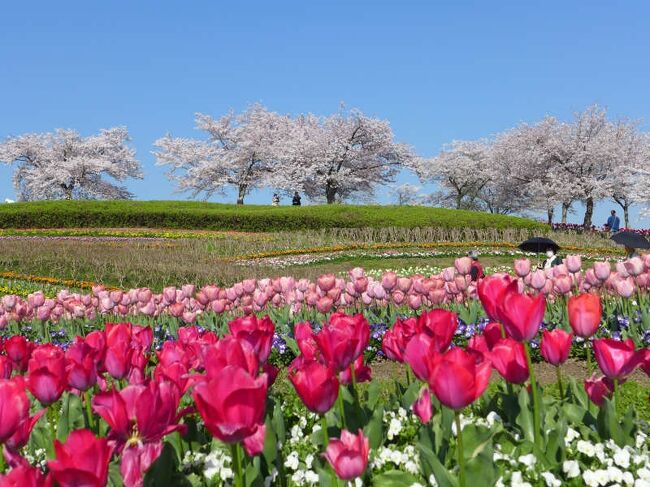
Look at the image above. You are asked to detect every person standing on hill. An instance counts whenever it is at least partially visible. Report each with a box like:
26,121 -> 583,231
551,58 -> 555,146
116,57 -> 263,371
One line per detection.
606,210 -> 620,233
272,193 -> 280,206
292,192 -> 302,206
468,250 -> 484,281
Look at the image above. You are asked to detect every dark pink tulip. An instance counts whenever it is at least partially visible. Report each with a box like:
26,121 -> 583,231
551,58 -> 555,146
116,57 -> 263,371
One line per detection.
339,355 -> 372,385
0,355 -> 13,379
324,429 -> 369,481
488,338 -> 529,384
415,309 -> 457,352
540,329 -> 572,366
48,429 -> 113,487
65,341 -> 98,391
27,344 -> 66,405
584,373 -> 614,406
477,274 -> 512,321
5,409 -> 46,451
412,387 -> 433,423
288,356 -> 339,414
0,377 -> 30,444
294,322 -> 319,360
193,366 -> 267,443
242,423 -> 266,457
381,317 -> 417,362
404,333 -> 436,382
314,313 -> 369,372
593,338 -> 641,381
497,281 -> 545,342
428,348 -> 491,410
228,315 -> 275,364
4,335 -> 33,372
204,336 -> 259,378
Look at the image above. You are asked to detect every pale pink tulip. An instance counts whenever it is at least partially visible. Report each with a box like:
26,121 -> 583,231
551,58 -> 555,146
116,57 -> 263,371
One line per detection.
530,270 -> 547,290
565,255 -> 582,273
454,257 -> 473,276
514,258 -> 531,277
624,257 -> 644,276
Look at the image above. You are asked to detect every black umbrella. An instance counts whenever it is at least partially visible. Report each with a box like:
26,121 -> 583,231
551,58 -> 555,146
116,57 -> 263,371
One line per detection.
518,237 -> 560,254
610,231 -> 650,249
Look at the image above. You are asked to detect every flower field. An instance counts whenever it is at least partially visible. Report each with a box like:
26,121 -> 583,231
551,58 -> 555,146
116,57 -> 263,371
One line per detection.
0,255 -> 649,486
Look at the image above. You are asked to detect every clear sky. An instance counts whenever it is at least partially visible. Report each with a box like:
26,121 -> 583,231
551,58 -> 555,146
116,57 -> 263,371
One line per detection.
1,1 -> 649,226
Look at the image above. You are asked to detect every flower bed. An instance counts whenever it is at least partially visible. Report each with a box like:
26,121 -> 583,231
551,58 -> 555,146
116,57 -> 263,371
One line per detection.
0,280 -> 648,486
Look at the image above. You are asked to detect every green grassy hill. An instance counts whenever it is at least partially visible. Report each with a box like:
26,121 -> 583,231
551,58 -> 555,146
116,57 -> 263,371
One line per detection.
0,200 -> 548,232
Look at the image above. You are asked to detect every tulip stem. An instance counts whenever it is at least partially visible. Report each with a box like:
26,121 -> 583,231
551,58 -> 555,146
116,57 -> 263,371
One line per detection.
454,411 -> 466,487
524,342 -> 541,447
0,449 -> 5,473
337,389 -> 347,429
84,390 -> 95,432
586,343 -> 593,373
321,415 -> 329,448
556,366 -> 564,401
613,378 -> 619,413
230,443 -> 243,487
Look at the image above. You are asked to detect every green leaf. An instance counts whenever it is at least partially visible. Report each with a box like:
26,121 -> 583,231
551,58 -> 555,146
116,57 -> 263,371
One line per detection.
372,470 -> 420,486
364,405 -> 384,450
367,380 -> 381,411
57,392 -> 85,441
143,442 -> 180,487
245,456 -> 263,487
400,381 -> 422,409
418,442 -> 458,487
515,387 -> 534,442
316,467 -> 337,487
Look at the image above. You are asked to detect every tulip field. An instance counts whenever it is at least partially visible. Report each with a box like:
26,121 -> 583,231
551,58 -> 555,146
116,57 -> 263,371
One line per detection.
1,242 -> 650,486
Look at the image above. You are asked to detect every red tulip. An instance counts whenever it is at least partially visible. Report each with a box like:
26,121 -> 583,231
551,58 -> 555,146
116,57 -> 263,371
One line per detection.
203,336 -> 259,378
488,338 -> 529,384
0,377 -> 30,444
568,294 -> 602,338
404,333 -> 436,382
381,317 -> 417,362
412,387 -> 433,423
497,281 -> 545,342
5,409 -> 46,452
3,336 -> 33,372
477,274 -> 512,321
65,340 -> 98,391
193,365 -> 267,443
584,373 -> 614,406
415,309 -> 457,352
0,355 -> 12,379
242,423 -> 266,457
0,465 -> 47,486
640,349 -> 650,377
27,344 -> 66,405
540,329 -> 573,366
294,322 -> 319,361
288,356 -> 339,414
593,338 -> 641,380
324,429 -> 369,481
104,331 -> 134,381
48,429 -> 113,487
428,347 -> 491,410
314,313 -> 369,372
339,355 -> 372,385
228,315 -> 275,364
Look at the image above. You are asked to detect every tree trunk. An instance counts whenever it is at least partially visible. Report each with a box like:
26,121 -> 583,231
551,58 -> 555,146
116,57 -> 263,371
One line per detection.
547,207 -> 554,225
582,197 -> 594,228
624,203 -> 630,229
561,202 -> 570,224
236,185 -> 247,205
325,181 -> 337,204
455,193 -> 463,210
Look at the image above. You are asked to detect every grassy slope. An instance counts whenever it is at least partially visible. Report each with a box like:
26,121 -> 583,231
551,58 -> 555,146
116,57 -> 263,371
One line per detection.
0,200 -> 547,231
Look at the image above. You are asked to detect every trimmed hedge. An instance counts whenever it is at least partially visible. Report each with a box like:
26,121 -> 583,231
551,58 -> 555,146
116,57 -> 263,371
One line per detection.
0,200 -> 548,232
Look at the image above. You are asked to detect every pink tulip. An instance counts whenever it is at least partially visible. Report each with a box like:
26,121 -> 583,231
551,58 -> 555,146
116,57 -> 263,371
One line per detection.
454,257 -> 473,276
565,255 -> 582,273
514,258 -> 531,278
324,429 -> 369,481
381,272 -> 398,291
317,274 -> 336,292
593,262 -> 611,281
529,270 -> 547,291
553,275 -> 573,295
616,262 -> 630,278
412,387 -> 433,423
615,278 -> 635,298
624,257 -> 644,276
442,267 -> 456,282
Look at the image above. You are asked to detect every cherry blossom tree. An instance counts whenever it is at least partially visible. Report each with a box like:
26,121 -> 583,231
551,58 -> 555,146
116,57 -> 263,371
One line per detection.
278,108 -> 417,203
0,127 -> 141,200
154,104 -> 289,204
389,183 -> 426,205
415,140 -> 492,210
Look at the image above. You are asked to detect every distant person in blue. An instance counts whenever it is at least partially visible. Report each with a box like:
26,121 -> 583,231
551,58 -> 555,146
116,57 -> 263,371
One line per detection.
606,210 -> 620,233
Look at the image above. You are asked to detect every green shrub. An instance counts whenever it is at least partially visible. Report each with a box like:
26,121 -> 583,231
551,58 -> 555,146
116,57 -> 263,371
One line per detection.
0,200 -> 548,232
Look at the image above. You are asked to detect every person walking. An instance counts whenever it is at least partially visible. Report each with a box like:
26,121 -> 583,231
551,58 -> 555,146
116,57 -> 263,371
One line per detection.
468,250 -> 484,281
540,246 -> 562,269
606,210 -> 620,233
292,191 -> 302,206
272,193 -> 280,206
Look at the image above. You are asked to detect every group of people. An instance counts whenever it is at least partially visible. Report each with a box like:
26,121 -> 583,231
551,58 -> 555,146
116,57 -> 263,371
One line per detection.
272,192 -> 301,206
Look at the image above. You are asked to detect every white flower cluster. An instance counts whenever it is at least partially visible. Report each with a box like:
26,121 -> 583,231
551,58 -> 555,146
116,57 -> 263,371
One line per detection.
371,445 -> 420,475
203,448 -> 233,482
492,427 -> 650,487
282,413 -> 323,486
383,406 -> 419,441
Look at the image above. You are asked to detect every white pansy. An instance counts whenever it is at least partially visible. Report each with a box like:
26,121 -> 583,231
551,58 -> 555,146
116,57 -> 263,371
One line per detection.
563,460 -> 581,478
518,453 -> 536,469
312,423 -> 321,434
220,468 -> 233,482
305,454 -> 314,469
565,427 -> 580,445
291,470 -> 305,484
622,471 -> 634,486
510,471 -> 532,487
607,466 -> 624,483
540,471 -> 561,487
486,411 -> 501,427
405,460 -> 419,474
578,440 -> 596,457
298,416 -> 308,429
429,474 -> 438,486
636,432 -> 648,449
304,470 -> 319,484
635,479 -> 650,487
387,417 -> 403,440
284,451 -> 300,470
614,448 -> 631,469
639,468 -> 650,480
410,483 -> 425,487
594,443 -> 606,463
583,470 -> 599,487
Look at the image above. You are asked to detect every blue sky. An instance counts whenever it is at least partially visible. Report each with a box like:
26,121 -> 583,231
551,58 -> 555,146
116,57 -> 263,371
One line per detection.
1,1 -> 649,226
